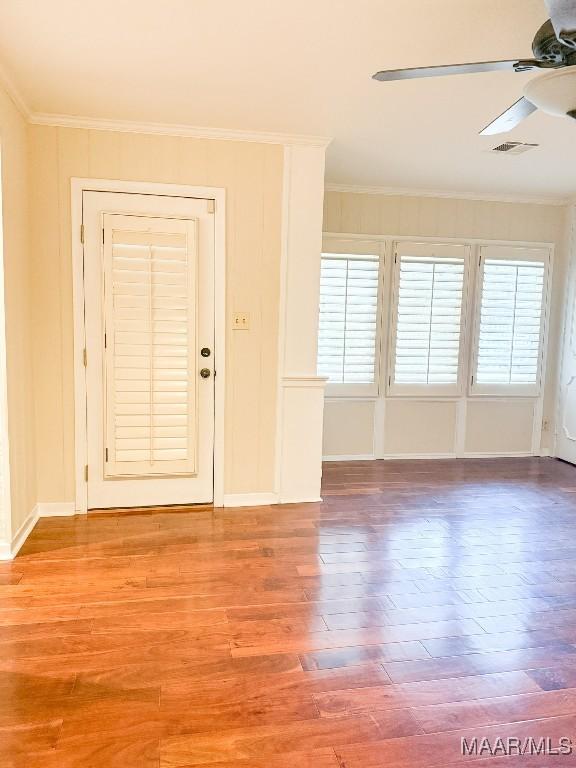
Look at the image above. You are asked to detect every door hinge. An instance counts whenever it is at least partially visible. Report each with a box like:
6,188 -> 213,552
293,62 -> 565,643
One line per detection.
105,448 -> 109,462
104,331 -> 107,349
80,224 -> 85,244
207,199 -> 215,214
84,464 -> 88,482
102,227 -> 105,244
471,375 -> 475,385
83,348 -> 87,367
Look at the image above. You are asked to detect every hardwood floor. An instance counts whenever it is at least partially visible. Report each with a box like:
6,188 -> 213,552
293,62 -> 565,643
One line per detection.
2,457 -> 576,767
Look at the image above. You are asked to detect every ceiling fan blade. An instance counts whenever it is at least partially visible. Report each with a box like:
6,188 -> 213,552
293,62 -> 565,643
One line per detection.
480,97 -> 538,136
546,0 -> 576,47
372,60 -> 521,81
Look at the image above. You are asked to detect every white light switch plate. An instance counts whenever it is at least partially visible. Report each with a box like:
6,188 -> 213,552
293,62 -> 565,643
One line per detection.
232,312 -> 250,330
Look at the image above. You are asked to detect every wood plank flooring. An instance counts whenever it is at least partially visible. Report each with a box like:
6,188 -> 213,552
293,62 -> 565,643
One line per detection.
2,457 -> 576,766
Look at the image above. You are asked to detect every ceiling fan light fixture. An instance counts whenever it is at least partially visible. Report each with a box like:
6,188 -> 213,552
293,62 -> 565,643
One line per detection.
523,67 -> 576,116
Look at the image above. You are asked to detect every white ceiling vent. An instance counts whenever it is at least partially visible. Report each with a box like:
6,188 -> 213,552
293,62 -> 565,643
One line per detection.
490,142 -> 540,155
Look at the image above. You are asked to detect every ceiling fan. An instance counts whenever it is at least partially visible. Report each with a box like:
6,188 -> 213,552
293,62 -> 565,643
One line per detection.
372,0 -> 576,135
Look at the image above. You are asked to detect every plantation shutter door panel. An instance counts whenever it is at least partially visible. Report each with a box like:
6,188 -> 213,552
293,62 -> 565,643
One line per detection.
103,214 -> 198,478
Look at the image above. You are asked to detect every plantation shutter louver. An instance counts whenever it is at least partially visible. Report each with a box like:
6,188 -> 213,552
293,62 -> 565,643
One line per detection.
102,214 -> 198,478
474,247 -> 548,392
317,254 -> 380,386
391,242 -> 468,392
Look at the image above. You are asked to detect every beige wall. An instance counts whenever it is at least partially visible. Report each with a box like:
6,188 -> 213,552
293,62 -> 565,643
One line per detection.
323,190 -> 568,459
0,87 -> 36,539
28,125 -> 284,502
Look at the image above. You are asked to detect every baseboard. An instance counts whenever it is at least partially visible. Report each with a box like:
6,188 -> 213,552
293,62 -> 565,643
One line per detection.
2,508 -> 38,560
0,536 -> 13,560
324,453 -> 457,462
0,501 -> 77,560
323,454 -> 375,462
222,493 -> 279,508
277,496 -> 323,505
323,452 -> 545,462
36,502 -> 76,518
461,451 -> 534,459
378,453 -> 457,461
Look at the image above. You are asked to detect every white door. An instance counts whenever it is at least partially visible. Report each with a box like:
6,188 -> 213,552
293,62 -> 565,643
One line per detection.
83,191 -> 215,508
557,207 -> 576,465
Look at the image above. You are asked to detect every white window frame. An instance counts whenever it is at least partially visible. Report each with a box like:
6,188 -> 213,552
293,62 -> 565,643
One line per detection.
320,238 -> 385,398
387,241 -> 472,398
470,245 -> 552,398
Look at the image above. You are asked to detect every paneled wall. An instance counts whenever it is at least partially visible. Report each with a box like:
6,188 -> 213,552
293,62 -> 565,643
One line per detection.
557,205 -> 576,465
0,87 -> 35,547
322,190 -> 568,460
28,126 -> 284,501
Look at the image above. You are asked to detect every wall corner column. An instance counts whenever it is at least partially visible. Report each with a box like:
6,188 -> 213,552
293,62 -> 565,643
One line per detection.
275,142 -> 329,504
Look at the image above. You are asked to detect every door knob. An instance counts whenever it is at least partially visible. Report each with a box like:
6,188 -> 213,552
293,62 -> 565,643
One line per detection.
201,347 -> 211,357
200,368 -> 211,379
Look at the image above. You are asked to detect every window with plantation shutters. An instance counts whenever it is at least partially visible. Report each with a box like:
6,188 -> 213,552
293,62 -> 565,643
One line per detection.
317,252 -> 380,392
389,242 -> 468,394
102,214 -> 198,478
472,246 -> 549,395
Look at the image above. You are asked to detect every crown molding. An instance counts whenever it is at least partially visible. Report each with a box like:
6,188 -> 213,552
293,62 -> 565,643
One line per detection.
0,59 -> 331,147
325,182 -> 571,207
28,112 -> 332,148
0,59 -> 30,119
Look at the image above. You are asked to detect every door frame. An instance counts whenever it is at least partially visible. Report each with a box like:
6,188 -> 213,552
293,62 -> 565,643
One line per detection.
71,178 -> 226,513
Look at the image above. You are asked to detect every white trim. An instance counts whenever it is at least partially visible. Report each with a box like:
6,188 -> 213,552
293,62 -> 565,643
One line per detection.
323,454 -> 375,462
555,204 -> 576,461
36,502 -> 76,518
462,451 -> 534,459
2,508 -> 36,560
455,397 -> 468,459
0,149 -> 13,556
469,245 -> 553,401
382,453 -> 457,460
386,240 -> 471,398
30,112 -> 331,148
321,232 -> 554,461
71,178 -> 226,512
71,183 -> 88,514
325,183 -> 569,207
1,501 -> 77,560
320,238 -> 386,398
223,493 -> 278,507
323,451 -> 548,462
274,146 -> 292,500
212,188 -> 226,509
324,396 -> 379,403
0,59 -> 30,119
282,376 -> 328,388
281,496 -> 323,504
274,145 -> 327,506
323,232 -> 556,249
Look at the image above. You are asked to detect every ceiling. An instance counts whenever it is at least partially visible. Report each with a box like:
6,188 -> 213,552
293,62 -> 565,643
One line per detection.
0,0 -> 574,201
